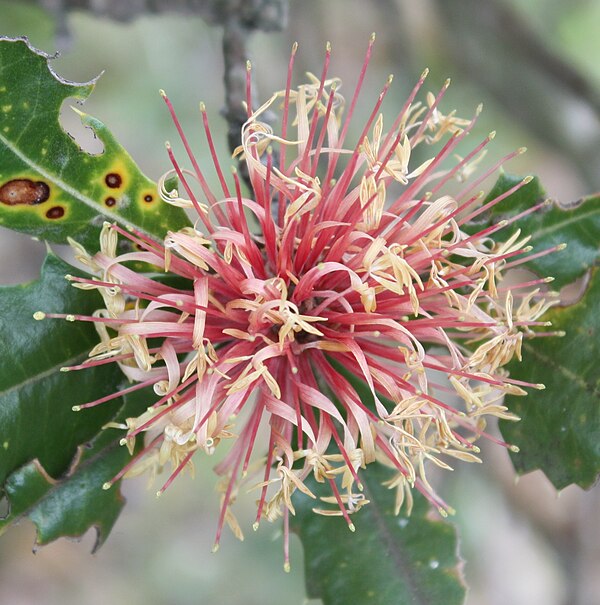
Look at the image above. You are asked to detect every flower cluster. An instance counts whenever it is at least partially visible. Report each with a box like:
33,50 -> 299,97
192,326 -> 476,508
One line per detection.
45,39 -> 559,567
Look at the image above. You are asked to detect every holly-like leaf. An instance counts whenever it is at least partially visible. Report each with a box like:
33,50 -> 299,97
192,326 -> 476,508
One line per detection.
291,463 -> 466,605
1,428 -> 127,550
500,268 -> 600,489
0,388 -> 150,550
478,174 -> 600,488
0,37 -> 189,249
480,173 -> 599,287
0,254 -> 145,547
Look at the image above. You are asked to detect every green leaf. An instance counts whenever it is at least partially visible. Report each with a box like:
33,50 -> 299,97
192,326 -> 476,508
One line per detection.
481,174 -> 600,488
1,430 -> 127,550
0,37 -> 189,249
500,268 -> 600,489
0,254 -> 146,547
481,173 -> 600,287
0,253 -> 121,484
1,388 -> 150,550
291,463 -> 466,605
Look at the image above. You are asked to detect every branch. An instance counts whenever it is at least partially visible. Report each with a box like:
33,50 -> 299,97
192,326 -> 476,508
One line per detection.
220,0 -> 287,185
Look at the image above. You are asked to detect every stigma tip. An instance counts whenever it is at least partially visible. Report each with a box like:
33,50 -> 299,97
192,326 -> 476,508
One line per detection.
284,562 -> 291,573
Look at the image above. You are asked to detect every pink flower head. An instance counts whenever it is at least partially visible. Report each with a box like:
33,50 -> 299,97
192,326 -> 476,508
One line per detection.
52,39 -> 559,567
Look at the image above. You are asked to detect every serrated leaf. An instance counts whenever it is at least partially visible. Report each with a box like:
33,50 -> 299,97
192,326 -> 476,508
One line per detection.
0,253 -> 144,547
500,268 -> 600,489
0,37 -> 189,249
291,463 -> 466,605
2,436 -> 127,551
1,388 -> 150,550
481,173 -> 599,287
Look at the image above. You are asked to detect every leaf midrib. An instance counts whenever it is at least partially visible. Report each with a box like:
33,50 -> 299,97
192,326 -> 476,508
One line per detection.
0,351 -> 88,400
521,341 -> 591,392
360,478 -> 429,605
0,129 -> 157,242
532,205 -> 600,240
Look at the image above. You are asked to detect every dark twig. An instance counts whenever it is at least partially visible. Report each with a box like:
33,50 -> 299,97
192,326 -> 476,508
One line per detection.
220,0 -> 287,186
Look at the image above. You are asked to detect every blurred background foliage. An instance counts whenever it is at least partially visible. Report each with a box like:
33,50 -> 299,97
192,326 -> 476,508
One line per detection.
0,1 -> 598,604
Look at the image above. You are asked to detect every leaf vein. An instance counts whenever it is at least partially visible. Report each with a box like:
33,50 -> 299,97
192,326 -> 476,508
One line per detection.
522,342 -> 589,391
0,129 -> 157,242
0,352 -> 88,400
533,206 -> 600,240
362,479 -> 428,605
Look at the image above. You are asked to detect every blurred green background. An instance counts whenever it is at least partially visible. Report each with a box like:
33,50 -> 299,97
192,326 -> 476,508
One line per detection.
0,1 -> 599,604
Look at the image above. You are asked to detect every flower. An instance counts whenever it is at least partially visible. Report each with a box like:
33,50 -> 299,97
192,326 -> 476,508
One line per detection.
41,37 -> 559,568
